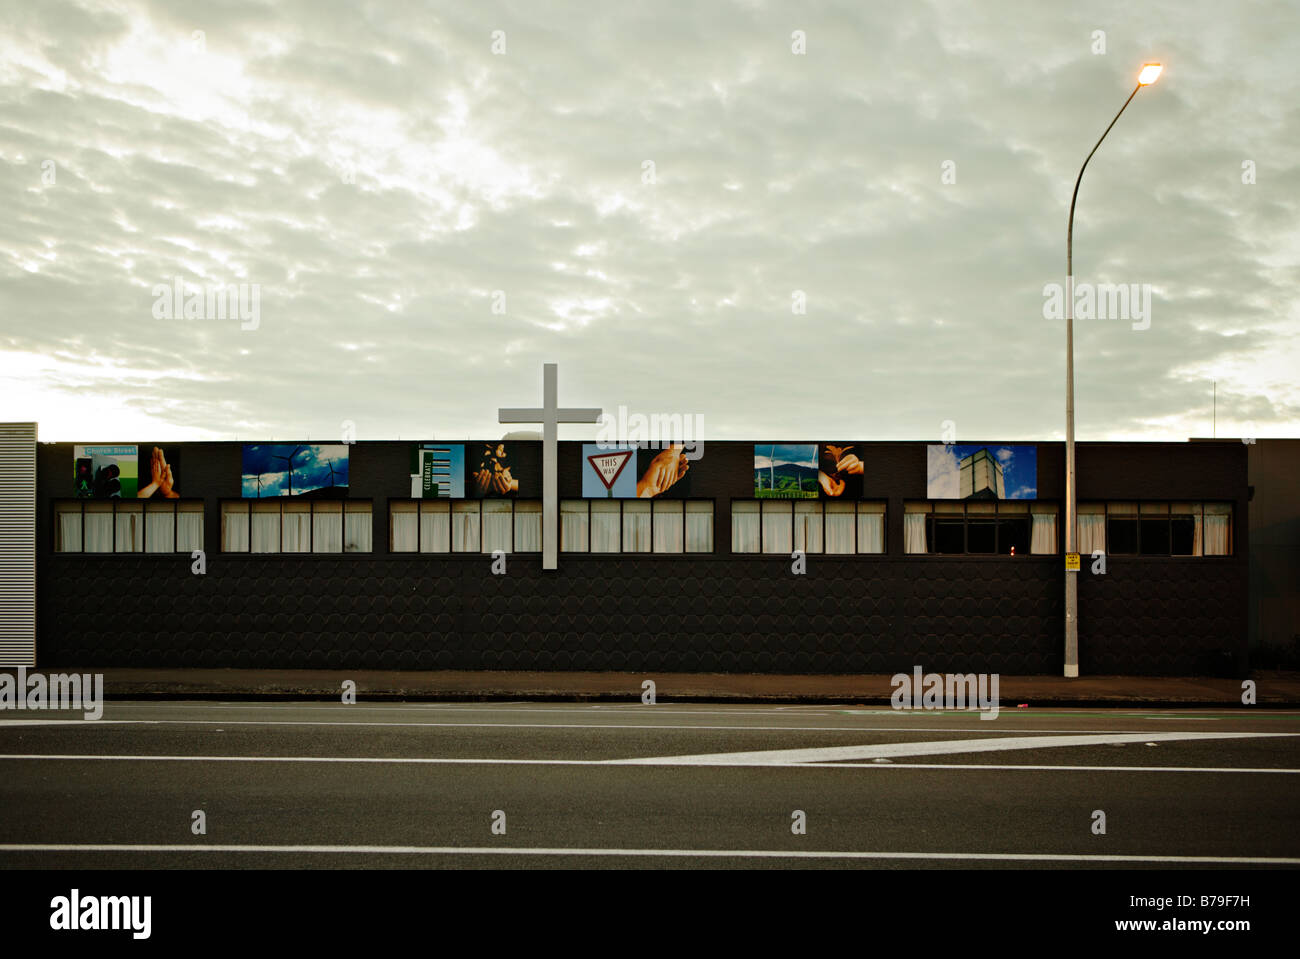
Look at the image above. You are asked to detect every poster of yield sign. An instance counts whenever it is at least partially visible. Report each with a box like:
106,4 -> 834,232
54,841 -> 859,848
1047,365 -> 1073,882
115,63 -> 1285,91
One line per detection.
583,444 -> 636,497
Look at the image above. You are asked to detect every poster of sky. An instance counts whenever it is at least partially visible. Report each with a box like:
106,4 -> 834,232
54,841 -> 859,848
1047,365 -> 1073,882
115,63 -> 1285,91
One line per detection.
409,444 -> 465,498
754,444 -> 818,499
242,444 -> 349,497
73,445 -> 137,498
927,444 -> 1037,500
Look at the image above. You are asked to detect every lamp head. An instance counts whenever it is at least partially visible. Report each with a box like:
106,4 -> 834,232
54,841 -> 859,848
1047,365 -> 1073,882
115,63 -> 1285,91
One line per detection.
1137,63 -> 1163,86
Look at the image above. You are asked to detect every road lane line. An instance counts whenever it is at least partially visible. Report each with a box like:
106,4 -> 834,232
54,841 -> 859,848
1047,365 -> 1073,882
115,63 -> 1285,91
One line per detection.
604,731 -> 1299,765
0,753 -> 1295,773
0,844 -> 1295,864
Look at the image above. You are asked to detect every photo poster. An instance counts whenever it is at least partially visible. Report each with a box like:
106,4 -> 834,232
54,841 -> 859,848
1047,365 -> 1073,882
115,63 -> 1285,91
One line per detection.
754,444 -> 818,499
74,445 -> 138,498
241,444 -> 350,498
818,443 -> 864,499
409,444 -> 466,498
467,442 -> 539,498
583,444 -> 637,497
136,444 -> 182,499
926,444 -> 1037,500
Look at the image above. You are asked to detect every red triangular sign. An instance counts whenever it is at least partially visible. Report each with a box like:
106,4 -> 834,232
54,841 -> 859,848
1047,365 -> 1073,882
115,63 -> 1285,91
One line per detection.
587,449 -> 634,490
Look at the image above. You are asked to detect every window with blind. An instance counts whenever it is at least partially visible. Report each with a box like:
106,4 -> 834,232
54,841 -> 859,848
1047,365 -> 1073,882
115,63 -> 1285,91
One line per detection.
222,500 -> 371,553
388,500 -> 544,553
732,500 -> 885,554
904,501 -> 1056,555
1084,502 -> 1231,556
55,500 -> 205,553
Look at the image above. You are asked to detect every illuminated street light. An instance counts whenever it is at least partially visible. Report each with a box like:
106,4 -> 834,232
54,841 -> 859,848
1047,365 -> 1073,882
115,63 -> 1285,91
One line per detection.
1063,64 -> 1162,678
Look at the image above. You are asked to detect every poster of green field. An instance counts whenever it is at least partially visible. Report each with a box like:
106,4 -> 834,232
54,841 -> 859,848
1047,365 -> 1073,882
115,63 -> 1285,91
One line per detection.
73,445 -> 138,498
753,444 -> 818,498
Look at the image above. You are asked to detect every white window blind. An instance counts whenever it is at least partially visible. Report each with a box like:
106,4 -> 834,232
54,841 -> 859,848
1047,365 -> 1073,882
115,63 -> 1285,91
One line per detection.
177,501 -> 204,551
857,502 -> 885,554
222,502 -> 250,552
762,500 -> 792,554
482,500 -> 512,553
345,502 -> 372,553
312,501 -> 343,553
685,501 -> 713,552
652,500 -> 683,553
623,500 -> 651,552
419,501 -> 449,553
514,500 -> 542,552
116,501 -> 143,552
452,502 -> 480,552
794,500 -> 822,553
590,500 -> 620,552
731,500 -> 759,553
84,502 -> 112,553
390,501 -> 418,552
561,500 -> 588,552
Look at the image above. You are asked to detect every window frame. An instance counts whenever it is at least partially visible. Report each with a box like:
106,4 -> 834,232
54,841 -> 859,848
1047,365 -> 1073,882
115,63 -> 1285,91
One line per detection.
54,498 -> 206,554
222,499 -> 371,554
907,500 -> 1056,556
731,499 -> 886,555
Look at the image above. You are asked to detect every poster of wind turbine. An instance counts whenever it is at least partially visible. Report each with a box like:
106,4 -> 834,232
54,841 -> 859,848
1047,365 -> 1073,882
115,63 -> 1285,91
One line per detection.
753,444 -> 818,499
241,444 -> 350,498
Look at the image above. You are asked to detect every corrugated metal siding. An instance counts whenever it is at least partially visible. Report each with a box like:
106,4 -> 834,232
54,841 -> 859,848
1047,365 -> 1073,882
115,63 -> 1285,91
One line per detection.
0,423 -> 37,666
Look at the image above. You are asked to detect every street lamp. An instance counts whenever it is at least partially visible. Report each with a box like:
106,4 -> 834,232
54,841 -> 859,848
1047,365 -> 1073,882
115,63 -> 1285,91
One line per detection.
1063,62 -> 1162,679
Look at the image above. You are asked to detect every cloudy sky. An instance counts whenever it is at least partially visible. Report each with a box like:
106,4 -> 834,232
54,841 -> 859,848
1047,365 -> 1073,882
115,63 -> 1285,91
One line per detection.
2,0 -> 1296,445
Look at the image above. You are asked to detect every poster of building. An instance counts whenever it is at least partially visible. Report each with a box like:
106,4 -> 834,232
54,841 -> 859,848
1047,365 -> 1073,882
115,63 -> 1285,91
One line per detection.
818,443 -> 864,498
136,444 -> 181,498
73,445 -> 138,498
926,444 -> 1037,500
409,444 -> 465,498
754,444 -> 818,499
241,444 -> 349,497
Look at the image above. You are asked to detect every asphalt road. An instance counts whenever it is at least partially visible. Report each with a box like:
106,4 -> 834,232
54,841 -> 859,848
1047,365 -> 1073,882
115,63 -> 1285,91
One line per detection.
1,701 -> 1297,869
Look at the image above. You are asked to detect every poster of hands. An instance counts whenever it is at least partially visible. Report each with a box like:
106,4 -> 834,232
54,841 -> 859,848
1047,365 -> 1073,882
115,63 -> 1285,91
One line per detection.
818,443 -> 864,498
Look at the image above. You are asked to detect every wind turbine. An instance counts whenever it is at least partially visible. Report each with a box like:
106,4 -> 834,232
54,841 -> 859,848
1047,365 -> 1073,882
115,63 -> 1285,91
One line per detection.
270,445 -> 308,496
322,458 -> 339,488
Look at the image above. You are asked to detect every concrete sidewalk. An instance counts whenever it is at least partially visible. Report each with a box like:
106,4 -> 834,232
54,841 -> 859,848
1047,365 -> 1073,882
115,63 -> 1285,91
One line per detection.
6,667 -> 1299,706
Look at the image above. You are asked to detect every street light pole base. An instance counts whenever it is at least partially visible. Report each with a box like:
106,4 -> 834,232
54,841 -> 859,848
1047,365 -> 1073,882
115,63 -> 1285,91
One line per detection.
1064,665 -> 1079,678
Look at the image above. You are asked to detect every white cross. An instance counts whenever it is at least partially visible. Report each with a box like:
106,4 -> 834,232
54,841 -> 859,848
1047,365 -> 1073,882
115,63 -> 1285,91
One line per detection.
499,363 -> 601,570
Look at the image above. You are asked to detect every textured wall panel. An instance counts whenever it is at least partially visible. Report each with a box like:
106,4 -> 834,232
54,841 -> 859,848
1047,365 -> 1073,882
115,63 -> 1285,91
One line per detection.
0,423 -> 37,666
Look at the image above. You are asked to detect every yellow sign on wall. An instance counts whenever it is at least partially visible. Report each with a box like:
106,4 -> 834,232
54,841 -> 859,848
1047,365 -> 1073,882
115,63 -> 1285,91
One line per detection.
1065,553 -> 1081,572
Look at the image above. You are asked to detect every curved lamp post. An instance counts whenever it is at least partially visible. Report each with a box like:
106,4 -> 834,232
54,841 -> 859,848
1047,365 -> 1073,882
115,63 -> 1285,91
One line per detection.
1064,62 -> 1162,678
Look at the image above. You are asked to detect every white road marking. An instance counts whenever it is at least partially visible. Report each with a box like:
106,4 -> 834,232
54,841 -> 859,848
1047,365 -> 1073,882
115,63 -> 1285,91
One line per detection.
0,753 -> 1295,774
1,718 -> 1293,736
604,731 -> 1298,765
0,719 -> 1031,733
0,843 -> 1294,864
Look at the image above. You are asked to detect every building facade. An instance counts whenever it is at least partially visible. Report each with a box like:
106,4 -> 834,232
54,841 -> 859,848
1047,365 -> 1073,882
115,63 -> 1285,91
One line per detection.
17,434 -> 1252,677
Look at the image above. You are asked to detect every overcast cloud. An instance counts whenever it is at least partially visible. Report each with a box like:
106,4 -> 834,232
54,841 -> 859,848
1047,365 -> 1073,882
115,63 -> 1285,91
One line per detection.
2,0 -> 1297,444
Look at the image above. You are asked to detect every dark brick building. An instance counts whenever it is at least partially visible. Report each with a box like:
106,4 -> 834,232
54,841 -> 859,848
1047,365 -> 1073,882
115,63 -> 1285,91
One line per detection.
18,434 -> 1252,677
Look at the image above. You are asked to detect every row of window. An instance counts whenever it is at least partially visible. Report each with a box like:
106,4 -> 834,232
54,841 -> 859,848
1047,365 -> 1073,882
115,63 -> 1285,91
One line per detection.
52,499 -> 1235,557
903,501 -> 1059,555
55,500 -> 205,553
731,500 -> 886,554
1074,501 -> 1232,556
221,500 -> 374,553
